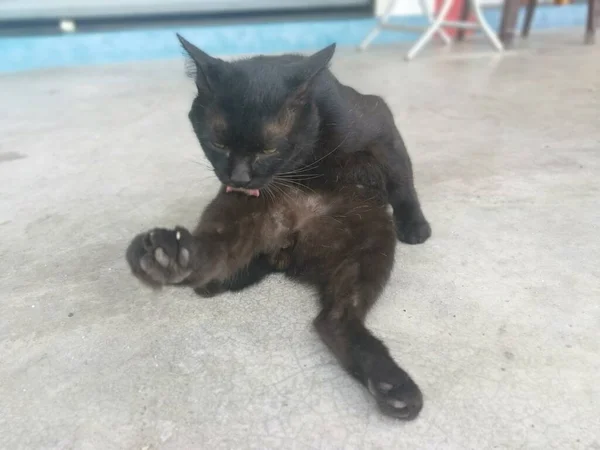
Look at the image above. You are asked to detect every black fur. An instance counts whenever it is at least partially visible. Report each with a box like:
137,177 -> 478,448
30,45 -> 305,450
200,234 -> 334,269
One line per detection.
126,35 -> 431,420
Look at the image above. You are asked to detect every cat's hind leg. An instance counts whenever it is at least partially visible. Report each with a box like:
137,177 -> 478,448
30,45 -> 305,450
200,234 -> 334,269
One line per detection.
313,261 -> 423,420
295,204 -> 423,419
314,307 -> 423,419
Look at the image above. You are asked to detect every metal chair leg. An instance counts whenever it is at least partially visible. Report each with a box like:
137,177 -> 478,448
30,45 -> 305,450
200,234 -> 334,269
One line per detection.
417,0 -> 453,44
405,0 -> 455,60
470,0 -> 504,51
358,0 -> 398,51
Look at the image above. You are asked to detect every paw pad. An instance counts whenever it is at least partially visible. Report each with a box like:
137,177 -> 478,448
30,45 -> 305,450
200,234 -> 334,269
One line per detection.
154,247 -> 170,268
368,377 -> 423,420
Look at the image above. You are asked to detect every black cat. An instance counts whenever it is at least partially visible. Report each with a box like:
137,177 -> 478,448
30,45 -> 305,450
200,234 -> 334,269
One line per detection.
126,35 -> 431,420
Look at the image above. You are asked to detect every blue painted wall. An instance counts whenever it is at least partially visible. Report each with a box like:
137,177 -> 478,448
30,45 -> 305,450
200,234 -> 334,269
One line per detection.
0,5 -> 588,72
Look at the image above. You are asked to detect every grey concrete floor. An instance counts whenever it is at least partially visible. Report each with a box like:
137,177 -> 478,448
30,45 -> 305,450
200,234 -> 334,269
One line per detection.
1,32 -> 599,450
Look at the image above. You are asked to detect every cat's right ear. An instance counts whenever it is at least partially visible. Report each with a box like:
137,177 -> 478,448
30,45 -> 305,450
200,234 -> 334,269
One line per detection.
177,34 -> 222,93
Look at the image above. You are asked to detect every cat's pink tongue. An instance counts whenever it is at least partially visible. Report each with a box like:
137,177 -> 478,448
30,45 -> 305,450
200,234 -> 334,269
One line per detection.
225,186 -> 260,197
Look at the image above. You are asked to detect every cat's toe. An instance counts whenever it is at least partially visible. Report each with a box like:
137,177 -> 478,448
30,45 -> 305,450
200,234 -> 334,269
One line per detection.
368,374 -> 423,420
194,281 -> 227,298
395,218 -> 431,245
126,227 -> 193,286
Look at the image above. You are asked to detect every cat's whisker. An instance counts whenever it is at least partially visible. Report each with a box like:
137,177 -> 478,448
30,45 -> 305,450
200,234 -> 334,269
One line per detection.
186,158 -> 214,171
275,173 -> 317,183
270,182 -> 287,198
268,183 -> 283,201
263,185 -> 276,205
274,177 -> 320,186
272,179 -> 296,192
276,180 -> 315,199
276,173 -> 323,181
185,156 -> 210,164
276,165 -> 323,177
274,177 -> 317,195
270,181 -> 295,204
194,175 -> 219,186
280,135 -> 348,175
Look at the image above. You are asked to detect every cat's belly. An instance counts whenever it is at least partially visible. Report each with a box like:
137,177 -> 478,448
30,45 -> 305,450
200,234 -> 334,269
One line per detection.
263,185 -> 395,276
268,185 -> 390,241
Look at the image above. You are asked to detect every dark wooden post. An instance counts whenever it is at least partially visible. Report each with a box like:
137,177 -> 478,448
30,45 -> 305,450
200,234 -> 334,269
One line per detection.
522,0 -> 537,38
586,0 -> 600,44
499,0 -> 520,47
457,0 -> 472,41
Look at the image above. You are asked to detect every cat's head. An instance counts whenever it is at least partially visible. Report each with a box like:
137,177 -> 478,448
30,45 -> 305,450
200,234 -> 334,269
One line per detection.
178,34 -> 335,196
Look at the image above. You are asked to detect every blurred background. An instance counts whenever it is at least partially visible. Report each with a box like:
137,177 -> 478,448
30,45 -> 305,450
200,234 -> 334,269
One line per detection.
1,1 -> 599,449
0,0 -> 594,71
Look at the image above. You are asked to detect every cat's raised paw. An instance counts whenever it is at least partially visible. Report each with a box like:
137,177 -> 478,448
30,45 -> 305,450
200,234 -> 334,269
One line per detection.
194,281 -> 227,298
394,218 -> 432,245
368,372 -> 423,420
126,226 -> 193,286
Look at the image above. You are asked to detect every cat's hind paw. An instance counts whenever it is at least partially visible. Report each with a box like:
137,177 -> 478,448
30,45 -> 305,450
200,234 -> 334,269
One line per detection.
367,369 -> 423,420
126,226 -> 193,287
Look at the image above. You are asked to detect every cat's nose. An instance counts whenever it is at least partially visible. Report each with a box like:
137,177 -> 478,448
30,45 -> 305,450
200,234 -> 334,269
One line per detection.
229,164 -> 251,186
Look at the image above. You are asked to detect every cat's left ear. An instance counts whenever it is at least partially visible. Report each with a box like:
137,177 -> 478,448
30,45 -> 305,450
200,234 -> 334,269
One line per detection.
287,43 -> 336,106
302,43 -> 336,80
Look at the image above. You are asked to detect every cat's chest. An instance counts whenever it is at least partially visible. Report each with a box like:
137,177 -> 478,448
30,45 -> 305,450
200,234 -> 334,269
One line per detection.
269,189 -> 331,231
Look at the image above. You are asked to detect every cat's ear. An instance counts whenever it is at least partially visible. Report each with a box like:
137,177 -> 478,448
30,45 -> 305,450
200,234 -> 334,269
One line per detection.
177,33 -> 223,93
288,43 -> 336,106
303,43 -> 336,80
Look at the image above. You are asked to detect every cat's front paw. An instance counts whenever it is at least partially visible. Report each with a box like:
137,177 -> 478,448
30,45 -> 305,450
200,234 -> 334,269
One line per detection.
367,365 -> 423,420
126,226 -> 193,287
394,217 -> 432,245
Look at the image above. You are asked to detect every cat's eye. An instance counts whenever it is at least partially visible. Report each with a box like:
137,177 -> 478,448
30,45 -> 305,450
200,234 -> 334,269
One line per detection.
263,148 -> 277,155
213,142 -> 227,150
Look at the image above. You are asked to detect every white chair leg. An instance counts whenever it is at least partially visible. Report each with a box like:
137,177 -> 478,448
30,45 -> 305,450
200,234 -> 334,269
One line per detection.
417,0 -> 452,45
405,0 -> 455,60
358,0 -> 399,50
470,0 -> 504,51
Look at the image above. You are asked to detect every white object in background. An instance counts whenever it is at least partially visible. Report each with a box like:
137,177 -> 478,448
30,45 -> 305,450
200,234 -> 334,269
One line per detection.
375,0 -> 502,15
360,0 -> 504,61
376,0 -> 435,15
362,0 -> 451,52
59,19 -> 77,33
